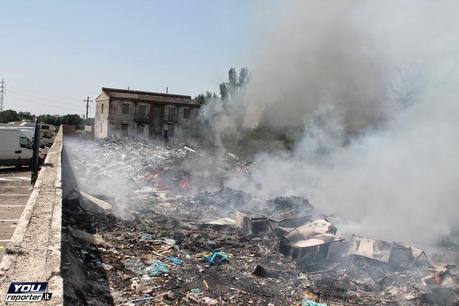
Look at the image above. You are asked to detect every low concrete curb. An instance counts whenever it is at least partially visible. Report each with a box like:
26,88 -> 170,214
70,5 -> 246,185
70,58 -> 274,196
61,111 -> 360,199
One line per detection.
0,127 -> 64,305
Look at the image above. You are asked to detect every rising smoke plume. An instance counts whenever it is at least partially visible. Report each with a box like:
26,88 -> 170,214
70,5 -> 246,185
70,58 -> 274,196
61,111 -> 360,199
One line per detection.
217,0 -> 459,247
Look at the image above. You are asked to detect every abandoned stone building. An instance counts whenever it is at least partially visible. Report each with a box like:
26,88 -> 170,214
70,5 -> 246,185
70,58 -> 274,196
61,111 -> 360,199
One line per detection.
94,87 -> 201,140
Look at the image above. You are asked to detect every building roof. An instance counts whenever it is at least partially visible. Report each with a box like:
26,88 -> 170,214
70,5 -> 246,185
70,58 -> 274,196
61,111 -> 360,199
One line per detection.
100,87 -> 201,107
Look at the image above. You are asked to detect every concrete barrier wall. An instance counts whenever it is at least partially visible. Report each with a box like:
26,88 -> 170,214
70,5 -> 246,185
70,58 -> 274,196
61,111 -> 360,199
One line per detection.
0,127 -> 64,305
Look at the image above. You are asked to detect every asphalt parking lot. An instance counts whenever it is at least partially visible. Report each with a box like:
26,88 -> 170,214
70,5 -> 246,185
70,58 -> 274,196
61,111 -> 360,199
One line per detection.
0,167 -> 32,260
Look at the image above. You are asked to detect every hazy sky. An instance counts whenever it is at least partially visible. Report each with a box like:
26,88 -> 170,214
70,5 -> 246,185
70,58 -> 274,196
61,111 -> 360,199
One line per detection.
0,0 -> 259,116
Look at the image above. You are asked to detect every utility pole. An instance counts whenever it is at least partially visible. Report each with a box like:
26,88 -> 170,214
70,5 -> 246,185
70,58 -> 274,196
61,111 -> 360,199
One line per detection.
0,79 -> 5,112
83,96 -> 93,124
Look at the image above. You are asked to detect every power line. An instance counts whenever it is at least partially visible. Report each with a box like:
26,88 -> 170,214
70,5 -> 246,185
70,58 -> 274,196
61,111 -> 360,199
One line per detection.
1,83 -> 94,115
7,86 -> 82,104
6,92 -> 82,113
5,87 -> 84,114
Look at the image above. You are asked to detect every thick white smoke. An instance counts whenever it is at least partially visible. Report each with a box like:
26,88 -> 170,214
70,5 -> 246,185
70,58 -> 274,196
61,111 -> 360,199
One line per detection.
223,0 -> 459,247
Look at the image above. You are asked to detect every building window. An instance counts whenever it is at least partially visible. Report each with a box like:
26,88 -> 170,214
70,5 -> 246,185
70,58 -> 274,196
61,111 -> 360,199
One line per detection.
101,103 -> 104,114
183,108 -> 191,120
168,106 -> 176,121
122,103 -> 130,114
152,106 -> 162,130
121,124 -> 129,137
168,124 -> 175,137
138,104 -> 146,115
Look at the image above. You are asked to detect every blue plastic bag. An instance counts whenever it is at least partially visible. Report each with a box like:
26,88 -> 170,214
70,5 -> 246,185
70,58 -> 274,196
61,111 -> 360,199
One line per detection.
204,251 -> 229,265
146,260 -> 169,277
142,233 -> 153,240
167,256 -> 183,265
302,299 -> 327,306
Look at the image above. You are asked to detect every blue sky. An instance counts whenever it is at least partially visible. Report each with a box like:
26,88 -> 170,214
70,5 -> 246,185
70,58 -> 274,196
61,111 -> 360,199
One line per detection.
0,0 -> 261,115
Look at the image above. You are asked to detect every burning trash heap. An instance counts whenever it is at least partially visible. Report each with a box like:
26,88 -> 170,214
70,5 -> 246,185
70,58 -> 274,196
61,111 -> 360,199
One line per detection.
61,137 -> 459,305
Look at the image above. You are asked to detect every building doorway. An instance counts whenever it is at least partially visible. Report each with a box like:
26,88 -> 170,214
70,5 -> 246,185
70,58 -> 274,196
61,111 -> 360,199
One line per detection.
121,124 -> 129,137
136,124 -> 144,137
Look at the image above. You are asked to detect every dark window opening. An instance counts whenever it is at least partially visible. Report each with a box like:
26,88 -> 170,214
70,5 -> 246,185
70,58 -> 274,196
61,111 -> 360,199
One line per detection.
152,107 -> 162,130
183,108 -> 191,120
101,103 -> 104,114
138,105 -> 146,115
168,107 -> 176,121
122,103 -> 130,114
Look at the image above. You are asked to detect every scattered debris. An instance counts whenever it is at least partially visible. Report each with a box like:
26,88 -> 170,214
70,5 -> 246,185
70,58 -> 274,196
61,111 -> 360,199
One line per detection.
68,226 -> 109,247
141,233 -> 153,241
146,260 -> 169,277
302,298 -> 327,306
190,288 -> 202,294
348,235 -> 431,269
167,255 -> 184,265
76,189 -> 112,214
275,219 -> 343,265
348,235 -> 392,263
205,251 -> 230,265
61,138 -> 459,305
127,296 -> 156,305
235,210 -> 271,235
123,257 -> 145,275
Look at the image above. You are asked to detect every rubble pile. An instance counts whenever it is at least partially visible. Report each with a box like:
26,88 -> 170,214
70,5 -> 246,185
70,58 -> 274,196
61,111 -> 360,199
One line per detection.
63,205 -> 302,305
65,137 -> 249,218
62,138 -> 459,305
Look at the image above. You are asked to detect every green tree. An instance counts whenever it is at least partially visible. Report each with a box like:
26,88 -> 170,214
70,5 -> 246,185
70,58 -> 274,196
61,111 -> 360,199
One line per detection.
238,67 -> 249,87
0,110 -> 20,123
205,91 -> 217,100
222,67 -> 250,99
195,91 -> 218,105
228,68 -> 238,88
195,94 -> 206,105
197,67 -> 249,102
38,114 -> 61,126
61,114 -> 83,126
228,67 -> 239,97
18,112 -> 33,121
219,83 -> 228,100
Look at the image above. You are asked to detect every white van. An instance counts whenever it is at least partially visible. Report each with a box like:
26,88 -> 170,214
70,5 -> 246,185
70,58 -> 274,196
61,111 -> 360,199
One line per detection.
0,128 -> 35,167
0,126 -> 49,156
19,129 -> 49,158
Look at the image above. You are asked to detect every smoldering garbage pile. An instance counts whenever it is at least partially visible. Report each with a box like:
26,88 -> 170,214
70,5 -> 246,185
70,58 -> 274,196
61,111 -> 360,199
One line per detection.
62,138 -> 459,305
